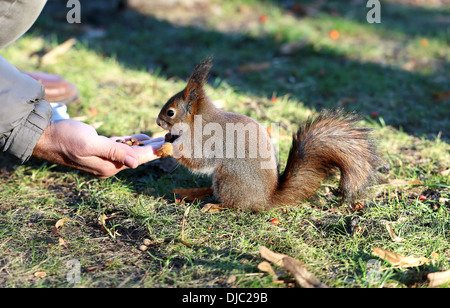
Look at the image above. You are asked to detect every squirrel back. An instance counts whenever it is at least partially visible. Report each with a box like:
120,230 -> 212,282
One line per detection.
157,58 -> 380,211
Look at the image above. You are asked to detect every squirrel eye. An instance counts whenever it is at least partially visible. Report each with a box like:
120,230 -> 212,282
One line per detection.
167,109 -> 176,118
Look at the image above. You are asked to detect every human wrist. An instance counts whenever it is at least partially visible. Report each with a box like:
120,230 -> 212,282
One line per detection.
6,101 -> 52,163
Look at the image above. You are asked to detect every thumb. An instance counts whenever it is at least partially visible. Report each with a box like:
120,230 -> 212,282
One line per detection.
98,137 -> 139,169
132,139 -> 165,165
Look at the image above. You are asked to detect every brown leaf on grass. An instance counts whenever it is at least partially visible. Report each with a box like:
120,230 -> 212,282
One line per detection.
97,213 -> 118,225
402,59 -> 417,71
385,223 -> 404,243
34,271 -> 46,278
236,62 -> 271,73
278,39 -> 309,55
85,257 -> 115,272
432,91 -> 450,102
52,217 -> 69,235
337,97 -> 356,107
430,252 -> 440,260
201,203 -> 225,213
97,214 -> 108,225
41,38 -> 77,66
257,261 -> 292,284
258,246 -> 328,288
226,274 -> 237,285
97,214 -> 120,237
259,246 -> 294,267
180,205 -> 192,248
257,261 -> 276,278
282,256 -> 328,288
58,237 -> 70,248
380,179 -> 423,187
440,168 -> 450,176
373,247 -> 430,268
427,269 -> 450,287
420,38 -> 429,47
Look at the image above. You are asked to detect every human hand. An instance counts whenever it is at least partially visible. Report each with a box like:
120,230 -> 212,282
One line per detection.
32,120 -> 165,178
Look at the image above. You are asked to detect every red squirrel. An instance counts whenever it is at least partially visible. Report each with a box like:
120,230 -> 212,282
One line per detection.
156,57 -> 380,212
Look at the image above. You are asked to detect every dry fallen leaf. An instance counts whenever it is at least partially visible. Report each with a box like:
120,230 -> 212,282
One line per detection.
278,39 -> 309,55
380,179 -> 423,187
373,247 -> 430,268
34,271 -> 46,278
236,62 -> 271,73
402,59 -> 417,71
257,261 -> 276,278
52,217 -> 69,234
337,97 -> 356,107
427,269 -> 450,287
201,203 -> 225,213
282,256 -> 328,288
97,214 -> 120,237
257,261 -> 290,284
259,246 -> 293,267
258,246 -> 328,288
226,274 -> 237,285
385,223 -> 404,243
85,258 -> 115,272
180,205 -> 193,248
440,168 -> 450,176
420,38 -> 429,47
97,214 -> 108,225
41,38 -> 77,66
432,90 -> 450,102
58,237 -> 70,248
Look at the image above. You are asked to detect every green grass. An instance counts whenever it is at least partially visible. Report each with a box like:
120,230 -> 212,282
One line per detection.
0,0 -> 449,288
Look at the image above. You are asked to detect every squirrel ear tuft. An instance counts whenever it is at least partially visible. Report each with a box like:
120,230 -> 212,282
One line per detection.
188,56 -> 213,87
183,56 -> 213,108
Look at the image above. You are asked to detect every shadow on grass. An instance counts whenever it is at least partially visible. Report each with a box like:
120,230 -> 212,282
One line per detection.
264,0 -> 450,40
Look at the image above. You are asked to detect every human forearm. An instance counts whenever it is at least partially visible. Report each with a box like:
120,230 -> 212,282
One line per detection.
0,55 -> 53,162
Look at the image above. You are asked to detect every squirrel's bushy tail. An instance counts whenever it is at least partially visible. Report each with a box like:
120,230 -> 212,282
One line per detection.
271,110 -> 380,207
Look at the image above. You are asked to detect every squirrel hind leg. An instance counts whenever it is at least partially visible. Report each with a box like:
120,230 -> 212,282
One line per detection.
172,187 -> 213,201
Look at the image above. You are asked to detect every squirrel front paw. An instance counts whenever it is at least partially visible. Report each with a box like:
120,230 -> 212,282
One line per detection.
156,142 -> 173,157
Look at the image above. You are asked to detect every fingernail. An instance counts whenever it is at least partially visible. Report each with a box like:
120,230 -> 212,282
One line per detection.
124,155 -> 138,168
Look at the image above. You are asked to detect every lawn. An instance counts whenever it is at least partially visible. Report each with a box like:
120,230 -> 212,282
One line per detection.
0,0 -> 449,288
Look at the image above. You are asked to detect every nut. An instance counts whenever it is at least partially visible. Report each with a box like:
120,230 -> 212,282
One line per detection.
116,137 -> 143,147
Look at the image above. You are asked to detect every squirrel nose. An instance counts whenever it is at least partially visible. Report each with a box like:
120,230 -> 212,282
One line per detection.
156,118 -> 161,127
